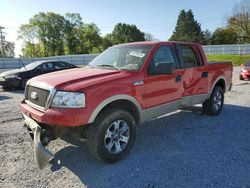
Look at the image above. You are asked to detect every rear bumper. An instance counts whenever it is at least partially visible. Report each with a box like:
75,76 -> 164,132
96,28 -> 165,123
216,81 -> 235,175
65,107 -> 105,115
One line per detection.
20,100 -> 90,127
22,112 -> 53,169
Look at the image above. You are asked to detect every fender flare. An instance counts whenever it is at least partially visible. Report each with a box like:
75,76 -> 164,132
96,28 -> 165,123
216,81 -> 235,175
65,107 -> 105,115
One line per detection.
88,94 -> 143,124
208,76 -> 226,99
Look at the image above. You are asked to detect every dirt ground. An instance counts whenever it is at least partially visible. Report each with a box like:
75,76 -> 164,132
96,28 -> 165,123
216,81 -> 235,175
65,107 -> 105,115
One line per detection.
0,67 -> 250,188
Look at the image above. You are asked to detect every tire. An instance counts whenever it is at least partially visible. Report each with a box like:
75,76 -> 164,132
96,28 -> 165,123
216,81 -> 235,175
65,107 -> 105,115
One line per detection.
202,86 -> 224,116
239,75 -> 244,80
87,108 -> 136,163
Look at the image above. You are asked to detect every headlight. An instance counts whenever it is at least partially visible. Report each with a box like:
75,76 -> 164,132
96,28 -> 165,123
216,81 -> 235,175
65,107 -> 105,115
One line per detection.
51,91 -> 85,108
4,75 -> 17,79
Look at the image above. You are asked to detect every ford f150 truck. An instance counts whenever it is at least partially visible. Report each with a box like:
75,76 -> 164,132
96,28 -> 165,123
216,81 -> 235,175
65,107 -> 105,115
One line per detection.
20,41 -> 232,169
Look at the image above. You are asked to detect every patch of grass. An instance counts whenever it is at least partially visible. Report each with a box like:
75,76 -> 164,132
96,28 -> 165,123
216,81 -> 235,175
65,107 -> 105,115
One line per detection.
206,54 -> 250,66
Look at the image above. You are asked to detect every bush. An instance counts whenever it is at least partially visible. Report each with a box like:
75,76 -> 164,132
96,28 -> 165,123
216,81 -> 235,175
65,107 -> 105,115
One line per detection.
206,54 -> 250,66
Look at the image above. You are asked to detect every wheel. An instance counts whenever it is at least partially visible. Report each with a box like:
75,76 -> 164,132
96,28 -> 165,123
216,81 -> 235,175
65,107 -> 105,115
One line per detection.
202,86 -> 224,116
239,75 -> 244,80
87,108 -> 136,163
20,79 -> 27,89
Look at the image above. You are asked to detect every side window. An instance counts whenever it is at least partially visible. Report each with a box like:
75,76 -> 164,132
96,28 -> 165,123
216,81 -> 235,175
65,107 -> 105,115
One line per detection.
148,46 -> 176,75
197,48 -> 204,66
46,62 -> 54,70
180,45 -> 198,68
153,46 -> 176,65
54,62 -> 66,69
61,62 -> 73,68
37,63 -> 47,71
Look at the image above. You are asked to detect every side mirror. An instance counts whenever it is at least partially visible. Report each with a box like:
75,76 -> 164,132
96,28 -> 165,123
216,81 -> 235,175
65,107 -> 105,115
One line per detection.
148,61 -> 174,75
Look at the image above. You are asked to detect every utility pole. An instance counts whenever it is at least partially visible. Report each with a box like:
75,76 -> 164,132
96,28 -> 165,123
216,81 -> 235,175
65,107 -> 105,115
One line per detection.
0,26 -> 6,57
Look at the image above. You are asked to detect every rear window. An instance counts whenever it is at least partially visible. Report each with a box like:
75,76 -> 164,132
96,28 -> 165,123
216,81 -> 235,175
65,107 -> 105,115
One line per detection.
180,45 -> 197,68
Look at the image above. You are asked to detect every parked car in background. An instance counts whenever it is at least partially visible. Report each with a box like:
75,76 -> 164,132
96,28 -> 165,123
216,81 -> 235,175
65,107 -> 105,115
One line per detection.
240,61 -> 250,80
0,60 -> 78,89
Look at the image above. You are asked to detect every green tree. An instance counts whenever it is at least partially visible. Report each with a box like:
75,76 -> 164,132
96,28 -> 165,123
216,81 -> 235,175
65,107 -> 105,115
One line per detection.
18,24 -> 38,57
228,0 -> 250,43
82,23 -> 102,53
144,33 -> 156,41
19,12 -> 66,57
169,9 -> 204,43
64,13 -> 83,54
203,29 -> 213,45
18,12 -> 105,57
30,12 -> 65,56
101,34 -> 113,51
212,27 -> 238,44
0,41 -> 15,57
111,23 -> 145,44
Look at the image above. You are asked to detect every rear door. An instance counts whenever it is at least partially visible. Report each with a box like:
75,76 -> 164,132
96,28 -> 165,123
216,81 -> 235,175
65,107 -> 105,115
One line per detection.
178,44 -> 208,97
144,45 -> 183,108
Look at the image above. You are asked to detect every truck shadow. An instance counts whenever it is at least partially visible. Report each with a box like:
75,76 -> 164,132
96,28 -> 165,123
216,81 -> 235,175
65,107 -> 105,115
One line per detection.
50,104 -> 250,187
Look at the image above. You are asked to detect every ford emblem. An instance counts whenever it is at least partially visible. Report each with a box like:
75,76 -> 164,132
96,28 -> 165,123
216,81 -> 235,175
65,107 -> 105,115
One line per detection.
30,92 -> 39,100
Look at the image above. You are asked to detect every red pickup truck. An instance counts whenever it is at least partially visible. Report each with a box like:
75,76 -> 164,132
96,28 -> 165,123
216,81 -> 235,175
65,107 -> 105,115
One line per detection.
20,41 -> 232,168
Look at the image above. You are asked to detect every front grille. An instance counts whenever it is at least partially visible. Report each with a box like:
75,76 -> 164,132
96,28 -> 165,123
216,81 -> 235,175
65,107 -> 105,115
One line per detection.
26,85 -> 50,108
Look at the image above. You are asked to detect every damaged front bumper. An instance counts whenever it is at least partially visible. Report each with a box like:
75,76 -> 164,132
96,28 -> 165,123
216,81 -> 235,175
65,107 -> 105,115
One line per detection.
22,113 -> 53,169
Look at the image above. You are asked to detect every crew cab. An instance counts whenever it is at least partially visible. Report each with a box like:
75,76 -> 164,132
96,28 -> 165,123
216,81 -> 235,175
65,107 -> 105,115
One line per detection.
20,41 -> 232,169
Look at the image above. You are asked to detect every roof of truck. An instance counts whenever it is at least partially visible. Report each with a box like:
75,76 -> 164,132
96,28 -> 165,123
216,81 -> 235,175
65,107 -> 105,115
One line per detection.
115,41 -> 201,47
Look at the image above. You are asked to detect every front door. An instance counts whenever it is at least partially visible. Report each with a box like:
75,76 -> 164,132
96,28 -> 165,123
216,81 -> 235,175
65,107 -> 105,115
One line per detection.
144,45 -> 183,109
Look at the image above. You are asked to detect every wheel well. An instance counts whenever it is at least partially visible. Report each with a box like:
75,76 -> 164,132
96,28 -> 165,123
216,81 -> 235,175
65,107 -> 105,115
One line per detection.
215,79 -> 226,92
97,100 -> 140,124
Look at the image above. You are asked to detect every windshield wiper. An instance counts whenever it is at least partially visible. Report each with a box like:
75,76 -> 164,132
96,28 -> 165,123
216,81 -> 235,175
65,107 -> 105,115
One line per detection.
97,64 -> 121,71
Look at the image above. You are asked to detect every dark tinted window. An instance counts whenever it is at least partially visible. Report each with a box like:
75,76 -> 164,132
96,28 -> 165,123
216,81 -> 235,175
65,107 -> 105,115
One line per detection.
153,46 -> 176,65
197,48 -> 204,66
37,63 -> 48,71
180,45 -> 197,68
46,62 -> 54,70
147,46 -> 176,75
54,62 -> 70,69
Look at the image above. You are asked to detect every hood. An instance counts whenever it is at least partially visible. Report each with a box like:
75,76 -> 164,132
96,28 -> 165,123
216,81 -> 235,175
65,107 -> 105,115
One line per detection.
0,69 -> 26,77
29,67 -> 127,90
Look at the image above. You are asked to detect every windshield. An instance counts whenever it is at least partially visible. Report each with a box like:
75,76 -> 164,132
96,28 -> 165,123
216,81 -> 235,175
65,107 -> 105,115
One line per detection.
21,61 -> 43,70
89,45 -> 152,71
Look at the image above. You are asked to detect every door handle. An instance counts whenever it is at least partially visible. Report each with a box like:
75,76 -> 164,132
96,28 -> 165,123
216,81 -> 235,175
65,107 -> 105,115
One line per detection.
176,75 -> 182,82
201,72 -> 208,78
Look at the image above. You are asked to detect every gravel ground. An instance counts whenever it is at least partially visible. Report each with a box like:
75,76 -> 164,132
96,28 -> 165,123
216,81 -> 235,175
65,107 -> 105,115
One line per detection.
0,67 -> 250,188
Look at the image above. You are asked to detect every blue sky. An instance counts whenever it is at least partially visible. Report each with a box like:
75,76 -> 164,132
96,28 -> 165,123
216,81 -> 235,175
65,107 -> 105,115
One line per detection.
0,0 -> 241,56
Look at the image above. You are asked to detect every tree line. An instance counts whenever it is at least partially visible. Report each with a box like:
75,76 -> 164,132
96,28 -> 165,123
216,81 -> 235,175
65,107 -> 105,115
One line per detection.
1,0 -> 250,58
17,12 -> 147,58
170,5 -> 250,45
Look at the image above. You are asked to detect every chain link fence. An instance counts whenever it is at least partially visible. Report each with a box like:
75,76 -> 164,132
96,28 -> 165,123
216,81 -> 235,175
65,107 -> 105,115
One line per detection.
0,54 -> 98,69
202,44 -> 250,55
